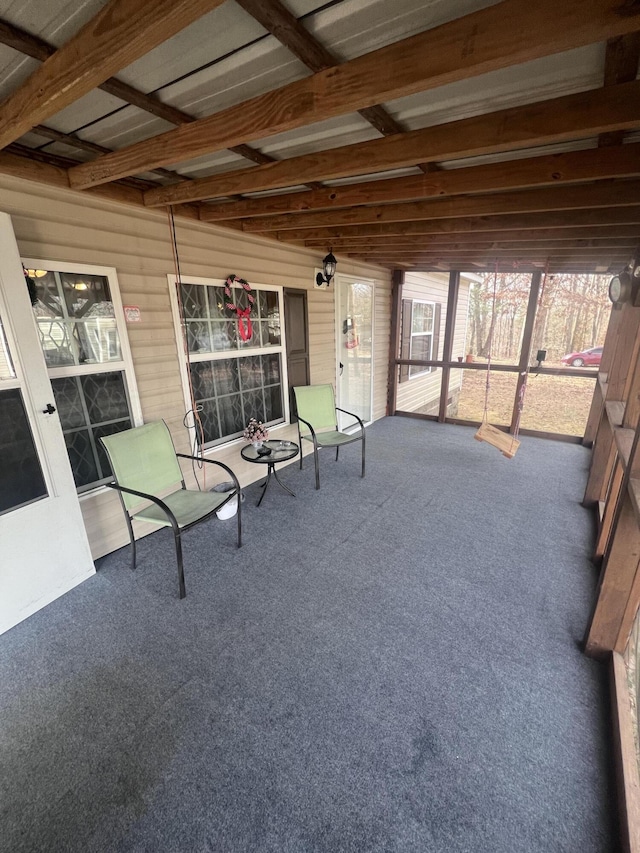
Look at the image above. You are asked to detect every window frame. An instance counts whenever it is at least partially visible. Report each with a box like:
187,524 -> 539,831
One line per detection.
168,274 -> 290,453
408,299 -> 435,379
22,258 -> 143,494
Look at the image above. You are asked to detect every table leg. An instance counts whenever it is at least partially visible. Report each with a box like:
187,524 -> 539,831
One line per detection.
256,466 -> 272,507
273,465 -> 295,498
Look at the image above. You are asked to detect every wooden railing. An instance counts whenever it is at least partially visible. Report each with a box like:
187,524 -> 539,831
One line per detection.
583,298 -> 640,853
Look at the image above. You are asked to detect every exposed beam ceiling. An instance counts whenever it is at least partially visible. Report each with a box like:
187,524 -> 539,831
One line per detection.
67,0 -> 640,189
0,0 -> 639,273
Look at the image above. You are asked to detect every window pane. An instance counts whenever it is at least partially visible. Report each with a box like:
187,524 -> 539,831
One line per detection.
0,388 -> 47,513
34,270 -> 122,366
412,303 -> 433,334
189,354 -> 284,446
36,318 -> 75,367
186,320 -> 212,353
81,372 -> 130,423
409,333 -> 432,378
51,372 -> 132,490
181,283 -> 208,319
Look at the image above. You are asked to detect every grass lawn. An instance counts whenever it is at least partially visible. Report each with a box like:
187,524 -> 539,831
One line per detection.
455,362 -> 597,436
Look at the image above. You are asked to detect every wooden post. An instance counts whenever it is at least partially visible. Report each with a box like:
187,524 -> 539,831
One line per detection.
585,492 -> 640,658
510,270 -> 542,434
438,270 -> 460,423
583,303 -> 623,446
387,269 -> 404,416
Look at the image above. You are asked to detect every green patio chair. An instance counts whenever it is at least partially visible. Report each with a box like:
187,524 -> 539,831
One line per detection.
100,421 -> 242,599
293,384 -> 365,490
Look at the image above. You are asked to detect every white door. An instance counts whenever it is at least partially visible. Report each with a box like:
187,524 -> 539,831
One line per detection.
336,275 -> 374,430
0,213 -> 94,636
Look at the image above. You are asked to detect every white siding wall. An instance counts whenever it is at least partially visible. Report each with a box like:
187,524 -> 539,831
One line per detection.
395,271 -> 470,414
0,175 -> 391,558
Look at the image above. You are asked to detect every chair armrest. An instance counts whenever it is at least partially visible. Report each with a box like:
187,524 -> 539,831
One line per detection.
295,414 -> 318,442
175,454 -> 241,491
336,407 -> 365,432
106,483 -> 180,531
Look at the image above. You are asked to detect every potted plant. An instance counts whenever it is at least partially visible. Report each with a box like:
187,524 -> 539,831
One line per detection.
243,418 -> 269,448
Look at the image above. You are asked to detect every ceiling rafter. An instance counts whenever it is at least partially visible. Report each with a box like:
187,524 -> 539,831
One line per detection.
238,179 -> 640,233
198,144 -> 640,221
142,80 -> 640,206
0,0 -> 230,150
67,0 -> 640,190
269,207 -> 640,242
301,226 -> 640,246
599,32 -> 640,146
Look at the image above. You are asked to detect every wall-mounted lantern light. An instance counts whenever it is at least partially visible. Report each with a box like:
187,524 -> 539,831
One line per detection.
315,251 -> 337,288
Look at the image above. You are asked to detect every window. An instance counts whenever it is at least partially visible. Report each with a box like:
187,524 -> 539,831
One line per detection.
25,261 -> 141,492
399,300 -> 441,381
170,277 -> 287,448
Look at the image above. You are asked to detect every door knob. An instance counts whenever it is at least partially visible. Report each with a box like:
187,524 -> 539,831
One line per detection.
42,403 -> 56,414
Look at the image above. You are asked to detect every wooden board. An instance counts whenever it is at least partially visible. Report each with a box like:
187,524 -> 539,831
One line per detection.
473,421 -> 520,458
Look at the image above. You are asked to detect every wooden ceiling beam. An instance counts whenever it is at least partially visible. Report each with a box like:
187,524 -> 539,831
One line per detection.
69,0 -> 640,189
199,143 -> 640,221
599,33 -> 640,146
333,239 -> 638,253
143,80 -> 640,206
0,0 -> 227,150
272,207 -> 640,242
303,227 -> 640,247
234,0 -> 408,145
241,180 -> 640,232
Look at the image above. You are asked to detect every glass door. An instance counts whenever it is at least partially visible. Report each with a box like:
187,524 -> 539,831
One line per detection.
336,275 -> 374,429
0,212 -> 94,635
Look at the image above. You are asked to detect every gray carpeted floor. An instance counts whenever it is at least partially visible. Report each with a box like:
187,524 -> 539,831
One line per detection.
0,418 -> 616,852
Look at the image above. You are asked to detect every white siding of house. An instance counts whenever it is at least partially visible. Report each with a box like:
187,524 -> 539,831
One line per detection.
395,271 -> 470,415
0,175 -> 391,558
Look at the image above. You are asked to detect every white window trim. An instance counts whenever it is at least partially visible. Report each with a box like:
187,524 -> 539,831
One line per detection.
409,299 -> 435,380
168,274 -> 290,454
22,258 -> 143,495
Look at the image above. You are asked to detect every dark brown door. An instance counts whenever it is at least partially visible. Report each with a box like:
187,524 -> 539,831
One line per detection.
284,288 -> 310,420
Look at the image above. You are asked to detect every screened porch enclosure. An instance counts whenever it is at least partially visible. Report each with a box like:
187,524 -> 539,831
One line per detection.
390,269 -> 609,442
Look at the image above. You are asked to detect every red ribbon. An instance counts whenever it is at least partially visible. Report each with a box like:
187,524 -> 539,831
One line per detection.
236,307 -> 253,341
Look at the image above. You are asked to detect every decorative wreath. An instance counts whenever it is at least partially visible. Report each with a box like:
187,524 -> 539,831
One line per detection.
224,274 -> 255,342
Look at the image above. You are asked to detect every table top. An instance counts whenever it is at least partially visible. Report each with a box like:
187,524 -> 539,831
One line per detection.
241,439 -> 299,464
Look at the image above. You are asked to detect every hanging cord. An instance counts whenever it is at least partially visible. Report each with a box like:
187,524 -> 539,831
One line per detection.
168,207 -> 207,490
481,262 -> 499,424
510,259 -> 549,447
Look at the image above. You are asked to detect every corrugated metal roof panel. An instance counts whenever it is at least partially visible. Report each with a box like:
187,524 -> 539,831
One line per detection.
385,45 -> 606,130
159,37 -> 310,119
114,3 -> 268,94
0,0 -> 103,47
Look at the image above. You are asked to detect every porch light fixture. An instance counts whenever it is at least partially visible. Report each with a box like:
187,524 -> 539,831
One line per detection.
316,250 -> 337,288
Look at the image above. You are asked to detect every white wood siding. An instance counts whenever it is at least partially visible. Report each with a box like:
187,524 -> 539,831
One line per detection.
0,175 -> 391,558
395,271 -> 470,414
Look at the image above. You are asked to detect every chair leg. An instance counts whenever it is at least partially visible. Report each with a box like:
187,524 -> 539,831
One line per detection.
124,514 -> 137,570
174,531 -> 186,599
236,489 -> 242,548
361,434 -> 366,478
335,446 -> 339,462
313,447 -> 320,490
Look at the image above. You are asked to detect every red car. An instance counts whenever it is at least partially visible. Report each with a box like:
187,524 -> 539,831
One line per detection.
561,346 -> 602,367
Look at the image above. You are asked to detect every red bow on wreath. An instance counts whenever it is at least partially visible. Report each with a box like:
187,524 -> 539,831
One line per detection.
224,274 -> 255,342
